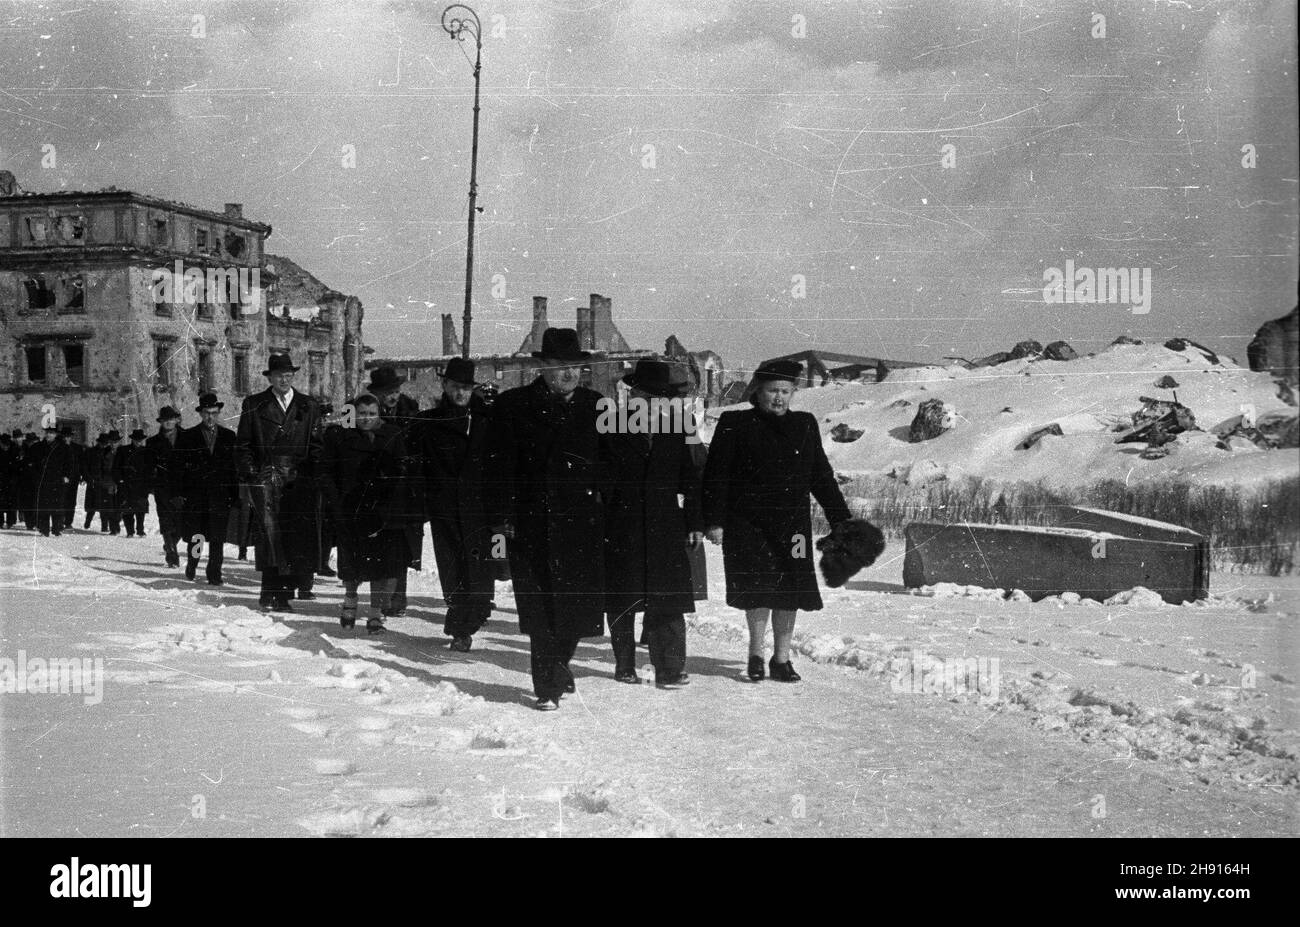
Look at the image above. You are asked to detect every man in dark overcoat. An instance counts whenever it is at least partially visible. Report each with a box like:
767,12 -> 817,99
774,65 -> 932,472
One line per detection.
32,425 -> 77,536
147,406 -> 184,566
0,431 -> 19,528
366,365 -> 423,617
603,360 -> 704,688
414,357 -> 497,651
19,431 -> 39,530
235,353 -> 323,612
484,328 -> 610,711
113,428 -> 153,537
80,433 -> 108,529
92,431 -> 123,533
58,426 -> 83,530
172,393 -> 240,586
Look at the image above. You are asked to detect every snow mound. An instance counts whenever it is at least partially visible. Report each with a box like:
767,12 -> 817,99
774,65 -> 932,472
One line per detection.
708,342 -> 1297,489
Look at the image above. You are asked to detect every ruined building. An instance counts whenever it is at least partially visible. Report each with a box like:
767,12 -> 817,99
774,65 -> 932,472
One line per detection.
0,176 -> 364,440
368,294 -> 661,407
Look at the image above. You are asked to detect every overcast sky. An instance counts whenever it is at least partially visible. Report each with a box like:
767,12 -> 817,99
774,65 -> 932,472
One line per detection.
1,0 -> 1296,375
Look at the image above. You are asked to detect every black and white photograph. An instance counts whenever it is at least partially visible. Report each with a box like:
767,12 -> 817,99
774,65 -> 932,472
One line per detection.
0,0 -> 1295,872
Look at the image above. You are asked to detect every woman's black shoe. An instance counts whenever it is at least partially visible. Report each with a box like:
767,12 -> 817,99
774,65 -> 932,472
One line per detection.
366,616 -> 385,634
448,635 -> 472,652
614,665 -> 640,684
747,655 -> 766,681
769,657 -> 801,682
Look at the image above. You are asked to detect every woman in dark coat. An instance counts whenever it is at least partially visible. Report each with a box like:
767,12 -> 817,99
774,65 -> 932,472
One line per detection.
318,394 -> 413,633
603,360 -> 704,688
702,360 -> 850,683
415,357 -> 499,652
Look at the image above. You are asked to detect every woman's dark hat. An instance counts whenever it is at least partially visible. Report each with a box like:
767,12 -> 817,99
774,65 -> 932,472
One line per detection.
195,393 -> 225,412
367,366 -> 406,392
532,327 -> 591,361
441,357 -> 477,386
105,430 -> 122,442
156,405 -> 181,422
752,359 -> 803,384
262,353 -> 299,376
623,360 -> 690,398
128,428 -> 147,441
95,433 -> 110,445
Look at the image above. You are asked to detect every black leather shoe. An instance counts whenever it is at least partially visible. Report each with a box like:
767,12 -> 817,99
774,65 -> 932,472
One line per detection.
184,560 -> 198,580
614,665 -> 640,684
166,556 -> 180,568
534,697 -> 559,712
207,577 -> 223,586
769,657 -> 801,682
366,616 -> 385,634
747,656 -> 766,681
296,590 -> 316,601
317,567 -> 336,577
381,608 -> 405,618
656,672 -> 690,689
448,635 -> 473,652
269,599 -> 294,614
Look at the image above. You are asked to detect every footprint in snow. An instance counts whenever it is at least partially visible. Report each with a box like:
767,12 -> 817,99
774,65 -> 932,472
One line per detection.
313,758 -> 357,776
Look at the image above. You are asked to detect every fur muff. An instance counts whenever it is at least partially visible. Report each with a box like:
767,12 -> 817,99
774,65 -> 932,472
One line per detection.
816,518 -> 886,588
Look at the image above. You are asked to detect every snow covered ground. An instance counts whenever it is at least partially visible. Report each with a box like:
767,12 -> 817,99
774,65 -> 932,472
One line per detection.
701,341 -> 1298,489
2,510 -> 1295,837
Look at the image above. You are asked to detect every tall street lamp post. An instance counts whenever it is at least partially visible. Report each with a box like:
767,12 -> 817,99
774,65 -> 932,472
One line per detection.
441,3 -> 482,359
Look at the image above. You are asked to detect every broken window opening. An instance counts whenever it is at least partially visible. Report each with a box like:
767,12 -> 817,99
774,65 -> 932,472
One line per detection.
25,345 -> 47,384
63,344 -> 85,386
197,347 -> 214,393
232,351 -> 250,395
22,275 -> 56,310
59,275 -> 85,313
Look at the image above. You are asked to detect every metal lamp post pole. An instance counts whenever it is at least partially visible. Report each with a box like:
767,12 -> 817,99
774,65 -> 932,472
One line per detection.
442,4 -> 482,359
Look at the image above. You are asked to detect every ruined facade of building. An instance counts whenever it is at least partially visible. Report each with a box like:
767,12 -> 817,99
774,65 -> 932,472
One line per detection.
368,294 -> 659,408
0,180 -> 363,440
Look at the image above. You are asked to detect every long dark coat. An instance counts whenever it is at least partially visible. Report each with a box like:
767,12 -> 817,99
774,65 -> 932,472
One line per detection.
172,424 -> 240,536
146,431 -> 180,498
702,407 -> 851,611
86,443 -> 119,512
379,392 -> 425,569
235,388 -> 323,575
318,422 -> 413,582
415,393 -> 501,606
112,443 -> 154,514
604,429 -> 704,621
31,439 -> 77,512
484,376 -> 609,639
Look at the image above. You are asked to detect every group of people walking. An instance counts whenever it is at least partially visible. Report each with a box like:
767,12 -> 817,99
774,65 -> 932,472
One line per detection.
1,330 -> 859,711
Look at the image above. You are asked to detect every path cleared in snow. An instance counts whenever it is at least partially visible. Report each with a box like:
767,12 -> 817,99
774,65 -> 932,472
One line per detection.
1,522 -> 1295,837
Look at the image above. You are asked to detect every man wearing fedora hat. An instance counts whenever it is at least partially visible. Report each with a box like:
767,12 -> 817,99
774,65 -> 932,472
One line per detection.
601,360 -> 705,688
364,365 -> 423,617
92,430 -> 123,533
172,393 -> 240,586
113,428 -> 153,537
235,353 -> 324,612
57,426 -> 84,531
31,424 -> 77,536
413,356 -> 498,651
484,327 -> 611,710
148,406 -> 184,567
80,433 -> 109,530
17,431 -> 39,530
